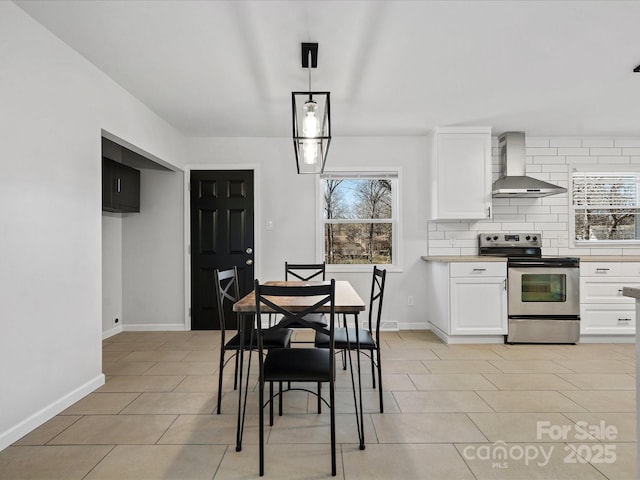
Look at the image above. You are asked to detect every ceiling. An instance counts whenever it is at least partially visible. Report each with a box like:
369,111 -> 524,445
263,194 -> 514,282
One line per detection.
14,0 -> 640,138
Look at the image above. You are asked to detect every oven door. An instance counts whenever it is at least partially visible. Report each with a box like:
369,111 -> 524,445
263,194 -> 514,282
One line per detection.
508,266 -> 580,317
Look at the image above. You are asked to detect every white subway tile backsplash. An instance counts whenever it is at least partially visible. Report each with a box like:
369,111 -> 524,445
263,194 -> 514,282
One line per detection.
615,139 -> 640,147
429,247 -> 462,256
500,222 -> 535,230
526,214 -> 558,222
590,147 -> 622,156
436,222 -> 472,231
582,138 -> 614,148
518,205 -> 550,214
493,214 -> 524,222
550,138 -> 582,148
541,164 -> 569,172
598,157 -> 630,164
557,147 -> 590,156
542,197 -> 569,206
622,148 -> 640,155
549,206 -> 568,214
567,156 -> 599,164
492,205 -> 519,214
525,138 -> 550,147
527,147 -> 558,156
532,156 -> 566,164
534,222 -> 567,231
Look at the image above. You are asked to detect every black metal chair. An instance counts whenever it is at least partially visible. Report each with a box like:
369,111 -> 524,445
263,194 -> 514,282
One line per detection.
315,266 -> 387,412
255,279 -> 337,477
213,267 -> 292,414
282,262 -> 328,328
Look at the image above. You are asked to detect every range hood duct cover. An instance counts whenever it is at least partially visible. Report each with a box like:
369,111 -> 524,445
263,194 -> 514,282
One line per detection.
492,132 -> 567,198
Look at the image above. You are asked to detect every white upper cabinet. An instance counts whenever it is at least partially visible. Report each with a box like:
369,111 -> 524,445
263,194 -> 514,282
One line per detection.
428,127 -> 492,220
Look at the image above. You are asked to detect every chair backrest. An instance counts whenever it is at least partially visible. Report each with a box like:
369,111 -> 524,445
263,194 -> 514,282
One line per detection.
213,267 -> 240,333
254,279 -> 335,343
369,266 -> 387,335
285,262 -> 326,281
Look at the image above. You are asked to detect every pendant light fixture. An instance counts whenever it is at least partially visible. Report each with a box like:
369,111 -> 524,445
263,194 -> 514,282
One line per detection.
292,42 -> 331,174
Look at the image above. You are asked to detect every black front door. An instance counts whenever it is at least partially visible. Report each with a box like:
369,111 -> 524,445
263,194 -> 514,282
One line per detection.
190,170 -> 255,330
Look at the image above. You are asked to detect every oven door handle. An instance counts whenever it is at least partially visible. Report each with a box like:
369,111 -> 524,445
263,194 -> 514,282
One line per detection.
508,261 -> 579,268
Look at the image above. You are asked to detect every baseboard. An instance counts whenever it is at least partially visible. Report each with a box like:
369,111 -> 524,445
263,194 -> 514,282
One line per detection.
103,324 -> 123,339
0,373 -> 105,452
398,322 -> 431,330
123,323 -> 188,332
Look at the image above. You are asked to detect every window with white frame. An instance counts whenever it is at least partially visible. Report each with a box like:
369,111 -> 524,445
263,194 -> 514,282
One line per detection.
319,171 -> 399,268
572,169 -> 640,242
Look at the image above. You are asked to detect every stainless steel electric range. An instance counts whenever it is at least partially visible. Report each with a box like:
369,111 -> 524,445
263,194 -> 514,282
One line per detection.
479,233 -> 580,344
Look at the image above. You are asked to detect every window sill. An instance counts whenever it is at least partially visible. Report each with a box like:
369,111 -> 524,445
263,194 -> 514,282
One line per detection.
326,264 -> 402,274
574,240 -> 640,247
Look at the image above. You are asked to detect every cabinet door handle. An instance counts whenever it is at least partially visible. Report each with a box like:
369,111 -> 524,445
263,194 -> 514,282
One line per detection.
487,206 -> 491,218
618,318 -> 632,322
596,268 -> 610,272
116,178 -> 121,193
503,279 -> 507,291
472,268 -> 486,272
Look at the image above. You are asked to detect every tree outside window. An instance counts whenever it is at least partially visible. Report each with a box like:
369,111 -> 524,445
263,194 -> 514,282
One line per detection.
573,171 -> 640,242
322,175 -> 395,265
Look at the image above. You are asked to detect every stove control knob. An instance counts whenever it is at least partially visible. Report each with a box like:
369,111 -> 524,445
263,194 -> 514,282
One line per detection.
493,236 -> 498,240
485,236 -> 492,241
532,236 -> 538,241
525,235 -> 531,240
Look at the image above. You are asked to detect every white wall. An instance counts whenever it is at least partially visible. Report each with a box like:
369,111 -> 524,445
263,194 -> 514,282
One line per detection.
0,3 -> 185,450
187,136 -> 430,329
122,168 -> 185,330
428,136 -> 640,256
102,213 -> 123,335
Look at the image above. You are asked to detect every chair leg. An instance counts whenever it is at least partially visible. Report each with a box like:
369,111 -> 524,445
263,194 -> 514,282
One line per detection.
278,381 -> 283,416
376,346 -> 384,413
233,350 -> 240,390
269,382 -> 274,426
370,348 -> 376,389
259,376 -> 264,476
330,374 -> 336,476
216,349 -> 225,414
317,382 -> 322,413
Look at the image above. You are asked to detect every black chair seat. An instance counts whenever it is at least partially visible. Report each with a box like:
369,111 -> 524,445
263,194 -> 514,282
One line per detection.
264,348 -> 331,383
280,312 -> 328,328
226,328 -> 292,350
315,327 -> 375,349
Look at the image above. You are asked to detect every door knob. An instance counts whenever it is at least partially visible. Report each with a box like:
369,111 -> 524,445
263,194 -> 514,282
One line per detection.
246,259 -> 253,265
246,247 -> 253,254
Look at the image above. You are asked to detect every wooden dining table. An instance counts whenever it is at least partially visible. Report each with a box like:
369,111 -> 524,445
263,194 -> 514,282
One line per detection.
232,280 -> 367,451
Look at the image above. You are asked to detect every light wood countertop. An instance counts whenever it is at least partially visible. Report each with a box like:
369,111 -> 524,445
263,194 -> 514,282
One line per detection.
422,255 -> 640,263
622,287 -> 640,299
421,256 -> 507,263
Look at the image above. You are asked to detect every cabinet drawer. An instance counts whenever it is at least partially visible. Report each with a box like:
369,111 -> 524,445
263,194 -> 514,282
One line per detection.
580,277 -> 640,303
450,262 -> 506,277
580,304 -> 635,334
581,262 -> 640,276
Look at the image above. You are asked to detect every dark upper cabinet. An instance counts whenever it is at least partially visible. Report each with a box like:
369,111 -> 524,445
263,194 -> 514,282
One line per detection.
102,157 -> 140,213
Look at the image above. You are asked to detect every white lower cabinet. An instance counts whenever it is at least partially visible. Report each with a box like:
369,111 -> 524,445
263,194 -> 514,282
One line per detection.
580,262 -> 640,337
450,276 -> 507,334
427,261 -> 507,343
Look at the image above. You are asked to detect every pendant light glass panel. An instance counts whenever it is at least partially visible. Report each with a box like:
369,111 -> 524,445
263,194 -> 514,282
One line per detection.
292,91 -> 331,174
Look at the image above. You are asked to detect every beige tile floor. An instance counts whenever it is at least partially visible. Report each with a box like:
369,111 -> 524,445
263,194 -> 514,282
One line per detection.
0,330 -> 636,479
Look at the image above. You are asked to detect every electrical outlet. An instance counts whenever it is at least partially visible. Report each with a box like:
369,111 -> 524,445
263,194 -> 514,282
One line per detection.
407,296 -> 414,306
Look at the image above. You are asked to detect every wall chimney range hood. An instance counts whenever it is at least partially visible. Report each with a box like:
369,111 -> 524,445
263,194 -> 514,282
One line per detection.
492,132 -> 567,198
